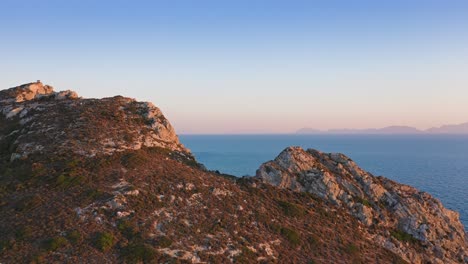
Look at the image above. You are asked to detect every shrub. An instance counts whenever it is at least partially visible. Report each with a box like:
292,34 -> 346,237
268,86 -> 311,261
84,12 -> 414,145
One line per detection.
15,226 -> 33,240
66,230 -> 81,243
146,146 -> 171,156
94,232 -> 115,251
121,152 -> 148,169
56,173 -> 84,188
44,236 -> 68,251
66,159 -> 81,168
84,188 -> 107,201
355,197 -> 372,207
277,200 -> 306,217
121,243 -> 157,263
391,230 -> 417,243
280,227 -> 301,246
117,220 -> 138,239
344,243 -> 359,254
56,174 -> 67,185
155,235 -> 172,248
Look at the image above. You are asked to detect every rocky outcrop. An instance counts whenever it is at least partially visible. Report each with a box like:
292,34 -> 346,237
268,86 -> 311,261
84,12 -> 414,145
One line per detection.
0,81 -> 54,103
0,81 -> 191,160
256,147 -> 467,263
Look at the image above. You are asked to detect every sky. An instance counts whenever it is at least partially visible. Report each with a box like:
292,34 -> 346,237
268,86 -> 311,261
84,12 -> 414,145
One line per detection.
1,0 -> 468,134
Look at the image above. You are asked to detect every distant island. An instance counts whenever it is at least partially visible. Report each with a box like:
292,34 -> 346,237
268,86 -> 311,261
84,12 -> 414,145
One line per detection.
297,122 -> 468,134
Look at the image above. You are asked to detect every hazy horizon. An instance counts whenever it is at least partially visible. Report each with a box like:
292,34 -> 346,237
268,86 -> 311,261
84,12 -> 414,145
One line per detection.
2,1 -> 468,134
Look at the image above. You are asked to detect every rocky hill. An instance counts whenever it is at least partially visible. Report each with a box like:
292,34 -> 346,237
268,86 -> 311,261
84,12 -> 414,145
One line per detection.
0,81 -> 190,161
256,147 -> 467,263
0,82 -> 466,263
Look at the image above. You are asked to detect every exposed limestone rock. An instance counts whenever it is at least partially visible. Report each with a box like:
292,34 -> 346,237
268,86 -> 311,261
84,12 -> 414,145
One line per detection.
0,81 -> 54,103
54,90 -> 79,100
135,101 -> 181,146
256,146 -> 467,264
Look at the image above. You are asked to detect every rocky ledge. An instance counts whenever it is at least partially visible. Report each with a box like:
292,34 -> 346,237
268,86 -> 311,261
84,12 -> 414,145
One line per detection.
0,81 -> 192,161
256,146 -> 467,263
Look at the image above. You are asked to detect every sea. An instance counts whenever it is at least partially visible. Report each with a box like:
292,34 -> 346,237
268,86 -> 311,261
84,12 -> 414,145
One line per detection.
180,134 -> 468,228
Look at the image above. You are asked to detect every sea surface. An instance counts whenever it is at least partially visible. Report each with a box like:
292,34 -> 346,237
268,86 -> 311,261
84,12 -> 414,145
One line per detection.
180,134 -> 468,228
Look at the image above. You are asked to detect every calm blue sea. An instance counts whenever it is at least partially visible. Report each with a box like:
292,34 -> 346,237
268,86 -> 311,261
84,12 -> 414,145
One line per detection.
180,134 -> 468,228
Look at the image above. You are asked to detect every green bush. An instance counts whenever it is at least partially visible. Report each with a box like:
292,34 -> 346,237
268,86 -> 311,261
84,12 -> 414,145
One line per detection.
391,230 -> 417,243
355,197 -> 372,207
94,232 -> 115,251
121,243 -> 157,263
55,173 -> 85,188
280,227 -> 301,246
56,174 -> 67,185
66,230 -> 81,243
44,236 -> 68,251
277,200 -> 307,217
66,159 -> 81,168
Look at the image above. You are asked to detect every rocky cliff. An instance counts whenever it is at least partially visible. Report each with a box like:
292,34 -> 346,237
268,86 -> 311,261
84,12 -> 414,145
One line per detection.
256,146 -> 467,263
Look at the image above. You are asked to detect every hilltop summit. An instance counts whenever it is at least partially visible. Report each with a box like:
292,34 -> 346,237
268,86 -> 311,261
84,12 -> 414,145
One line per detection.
0,81 -> 192,163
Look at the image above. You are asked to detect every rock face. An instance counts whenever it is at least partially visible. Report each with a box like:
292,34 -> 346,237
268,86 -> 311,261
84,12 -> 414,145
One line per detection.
0,81 -> 191,160
256,147 -> 467,263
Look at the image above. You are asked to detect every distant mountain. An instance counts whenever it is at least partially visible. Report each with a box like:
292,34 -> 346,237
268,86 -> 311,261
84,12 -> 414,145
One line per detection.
296,127 -> 322,134
297,124 -> 468,134
296,126 -> 423,134
427,122 -> 468,134
329,126 -> 423,134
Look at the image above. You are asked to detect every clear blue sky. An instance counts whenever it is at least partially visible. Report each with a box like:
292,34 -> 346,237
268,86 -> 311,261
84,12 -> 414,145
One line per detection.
1,0 -> 468,133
